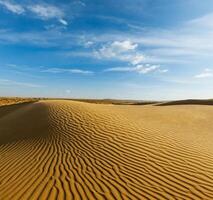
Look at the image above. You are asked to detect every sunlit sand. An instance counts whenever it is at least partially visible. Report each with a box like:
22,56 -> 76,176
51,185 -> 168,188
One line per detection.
1,99 -> 213,199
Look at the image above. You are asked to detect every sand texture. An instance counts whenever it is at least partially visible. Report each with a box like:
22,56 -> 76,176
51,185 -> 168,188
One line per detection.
1,100 -> 213,199
0,97 -> 38,107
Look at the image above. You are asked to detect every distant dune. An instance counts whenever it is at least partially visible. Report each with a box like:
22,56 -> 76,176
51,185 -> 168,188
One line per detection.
69,98 -> 213,106
0,97 -> 38,107
71,99 -> 158,105
1,100 -> 213,199
157,99 -> 213,106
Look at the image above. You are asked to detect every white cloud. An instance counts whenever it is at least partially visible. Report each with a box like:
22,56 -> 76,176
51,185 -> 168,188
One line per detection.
122,54 -> 145,65
79,12 -> 213,66
195,73 -> 213,78
105,64 -> 163,74
0,1 -> 68,25
28,4 -> 68,25
110,40 -> 138,52
94,40 -> 146,66
96,40 -> 137,58
59,19 -> 68,26
28,4 -> 64,20
0,0 -> 24,14
105,66 -> 133,72
2,4 -> 213,73
195,68 -> 213,78
42,67 -> 93,74
137,64 -> 160,74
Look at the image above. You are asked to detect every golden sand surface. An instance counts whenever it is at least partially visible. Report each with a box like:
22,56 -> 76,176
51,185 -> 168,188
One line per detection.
0,97 -> 37,107
0,100 -> 213,199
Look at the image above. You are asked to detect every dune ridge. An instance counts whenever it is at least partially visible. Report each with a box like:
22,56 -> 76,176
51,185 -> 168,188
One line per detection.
0,100 -> 213,199
157,99 -> 213,106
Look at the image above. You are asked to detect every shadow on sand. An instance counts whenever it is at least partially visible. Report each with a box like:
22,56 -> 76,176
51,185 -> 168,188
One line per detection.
0,102 -> 51,146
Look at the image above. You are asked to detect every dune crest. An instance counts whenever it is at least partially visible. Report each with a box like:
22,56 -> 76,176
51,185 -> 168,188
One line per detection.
1,100 -> 213,199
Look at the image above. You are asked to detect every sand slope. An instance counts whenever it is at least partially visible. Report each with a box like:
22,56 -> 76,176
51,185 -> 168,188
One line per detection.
0,97 -> 38,107
1,100 -> 213,199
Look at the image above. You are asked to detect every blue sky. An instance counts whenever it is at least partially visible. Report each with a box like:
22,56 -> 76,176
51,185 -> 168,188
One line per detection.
1,0 -> 213,100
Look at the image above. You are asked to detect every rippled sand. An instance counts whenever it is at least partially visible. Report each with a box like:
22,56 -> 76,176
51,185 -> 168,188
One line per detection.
1,100 -> 213,199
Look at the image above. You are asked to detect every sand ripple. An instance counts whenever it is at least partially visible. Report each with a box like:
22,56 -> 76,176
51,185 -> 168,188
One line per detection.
0,100 -> 213,199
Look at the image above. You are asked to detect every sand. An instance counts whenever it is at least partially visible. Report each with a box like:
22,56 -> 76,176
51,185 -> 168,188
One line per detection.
0,97 -> 37,107
0,100 -> 213,199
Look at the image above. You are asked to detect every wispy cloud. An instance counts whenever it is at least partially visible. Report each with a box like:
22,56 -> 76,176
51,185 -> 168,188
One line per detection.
2,10 -> 212,63
73,1 -> 86,7
0,1 -> 68,25
0,79 -> 43,88
105,64 -> 167,74
42,67 -> 93,75
195,68 -> 213,78
1,2 -> 213,81
58,19 -> 68,26
28,4 -> 67,25
0,28 -> 77,46
188,13 -> 213,29
79,12 -> 213,66
28,4 -> 63,20
0,0 -> 24,14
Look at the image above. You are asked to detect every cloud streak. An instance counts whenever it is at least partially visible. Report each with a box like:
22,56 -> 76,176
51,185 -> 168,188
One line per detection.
28,4 -> 68,25
0,1 -> 68,25
0,79 -> 43,88
28,4 -> 63,20
195,69 -> 213,78
0,0 -> 24,14
105,64 -> 167,74
42,67 -> 93,75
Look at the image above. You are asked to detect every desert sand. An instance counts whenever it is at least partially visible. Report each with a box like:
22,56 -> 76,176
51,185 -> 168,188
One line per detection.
0,100 -> 213,199
0,97 -> 38,107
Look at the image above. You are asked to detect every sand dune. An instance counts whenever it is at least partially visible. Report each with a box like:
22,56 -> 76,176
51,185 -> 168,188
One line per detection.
0,97 -> 38,107
157,99 -> 213,106
1,100 -> 213,199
